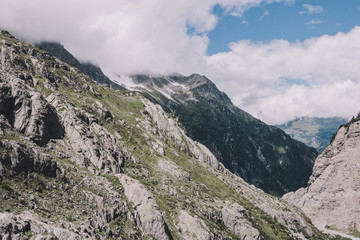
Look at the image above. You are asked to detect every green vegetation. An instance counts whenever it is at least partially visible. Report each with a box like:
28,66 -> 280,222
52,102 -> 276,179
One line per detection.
349,222 -> 360,238
25,230 -> 35,239
4,131 -> 21,142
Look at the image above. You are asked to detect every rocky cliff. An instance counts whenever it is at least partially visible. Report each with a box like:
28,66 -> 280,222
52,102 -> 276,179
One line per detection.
126,74 -> 318,196
284,115 -> 360,238
0,30 -> 343,239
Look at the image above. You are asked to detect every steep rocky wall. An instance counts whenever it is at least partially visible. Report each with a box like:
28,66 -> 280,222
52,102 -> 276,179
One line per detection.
284,118 -> 360,236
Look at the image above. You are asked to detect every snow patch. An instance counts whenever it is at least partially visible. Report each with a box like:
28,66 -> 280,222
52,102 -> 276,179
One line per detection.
102,68 -> 140,90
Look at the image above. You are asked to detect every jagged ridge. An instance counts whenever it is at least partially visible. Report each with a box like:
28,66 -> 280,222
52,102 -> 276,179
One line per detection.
35,41 -> 123,90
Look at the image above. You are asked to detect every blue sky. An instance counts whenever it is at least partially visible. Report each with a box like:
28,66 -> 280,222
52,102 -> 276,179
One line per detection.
208,0 -> 360,55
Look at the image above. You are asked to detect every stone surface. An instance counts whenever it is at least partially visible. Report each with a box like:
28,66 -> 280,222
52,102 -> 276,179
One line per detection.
221,202 -> 260,240
119,174 -> 172,240
176,210 -> 211,240
284,118 -> 360,235
0,77 -> 64,146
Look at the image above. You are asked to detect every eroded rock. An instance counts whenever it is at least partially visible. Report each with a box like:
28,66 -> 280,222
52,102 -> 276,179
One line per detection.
118,174 -> 172,240
176,210 -> 211,240
221,202 -> 260,239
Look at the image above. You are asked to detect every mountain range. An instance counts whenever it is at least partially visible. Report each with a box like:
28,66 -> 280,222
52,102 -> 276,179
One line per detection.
34,41 -> 320,196
276,116 -> 348,153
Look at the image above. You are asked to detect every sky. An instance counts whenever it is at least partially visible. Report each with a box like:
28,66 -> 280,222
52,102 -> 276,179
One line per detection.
1,0 -> 360,124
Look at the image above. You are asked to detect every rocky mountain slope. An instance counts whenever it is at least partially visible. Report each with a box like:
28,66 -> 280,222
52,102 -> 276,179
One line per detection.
276,117 -> 348,153
284,115 -> 360,238
123,74 -> 318,196
0,30 -> 342,239
35,41 -> 118,88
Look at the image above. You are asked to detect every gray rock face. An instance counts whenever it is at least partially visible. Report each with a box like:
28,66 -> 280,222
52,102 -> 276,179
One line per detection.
176,210 -> 211,240
0,77 -> 64,146
0,139 -> 58,177
141,98 -> 220,169
0,212 -> 81,240
46,93 -> 129,174
221,203 -> 260,240
119,174 -> 172,240
0,212 -> 31,240
284,118 -> 360,235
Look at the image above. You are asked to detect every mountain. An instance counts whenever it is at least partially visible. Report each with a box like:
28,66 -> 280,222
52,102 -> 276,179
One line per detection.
125,74 -> 319,196
35,41 -> 122,89
1,30 -> 344,240
283,114 -> 360,238
276,117 -> 348,153
35,41 -> 319,197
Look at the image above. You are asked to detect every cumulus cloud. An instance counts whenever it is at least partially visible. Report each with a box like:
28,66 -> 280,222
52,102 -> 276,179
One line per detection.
246,81 -> 359,124
0,0 -> 293,75
299,4 -> 323,15
206,27 -> 360,124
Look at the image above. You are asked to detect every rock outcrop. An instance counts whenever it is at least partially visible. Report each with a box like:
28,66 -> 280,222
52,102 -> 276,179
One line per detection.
35,41 -> 114,87
0,76 -> 64,146
176,210 -> 211,240
284,117 -> 360,236
119,174 -> 172,240
221,203 -> 260,240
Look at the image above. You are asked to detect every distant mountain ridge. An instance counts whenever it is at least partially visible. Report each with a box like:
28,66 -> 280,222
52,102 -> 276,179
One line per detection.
35,41 -> 122,89
276,116 -> 348,153
128,74 -> 318,196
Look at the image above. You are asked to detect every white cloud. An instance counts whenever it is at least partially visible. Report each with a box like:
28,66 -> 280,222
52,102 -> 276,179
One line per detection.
299,4 -> 323,15
205,27 -> 360,124
246,81 -> 358,124
307,20 -> 324,25
0,0 -> 292,75
258,10 -> 270,21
